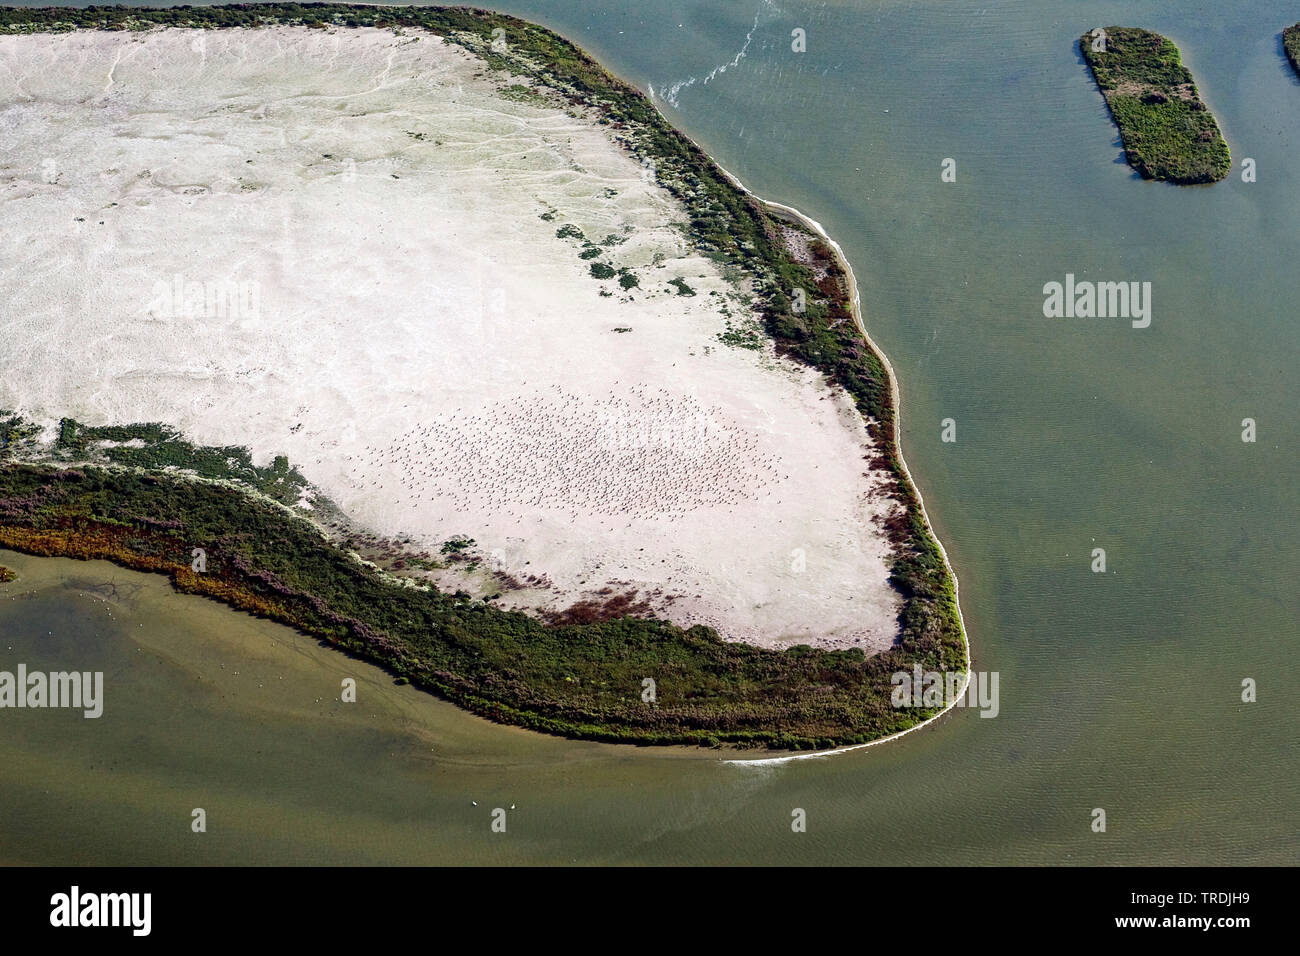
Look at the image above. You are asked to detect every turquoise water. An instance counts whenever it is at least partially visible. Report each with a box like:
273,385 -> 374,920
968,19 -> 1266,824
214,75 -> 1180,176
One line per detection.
2,0 -> 1297,864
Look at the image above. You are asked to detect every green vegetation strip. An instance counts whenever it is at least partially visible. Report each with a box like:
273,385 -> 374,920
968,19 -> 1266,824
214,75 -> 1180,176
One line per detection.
54,418 -> 309,506
1285,24 -> 1300,80
0,463 -> 942,749
0,4 -> 967,749
1080,26 -> 1229,184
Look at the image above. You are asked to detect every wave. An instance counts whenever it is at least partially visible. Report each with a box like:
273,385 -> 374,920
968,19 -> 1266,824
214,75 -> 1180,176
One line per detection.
649,0 -> 777,108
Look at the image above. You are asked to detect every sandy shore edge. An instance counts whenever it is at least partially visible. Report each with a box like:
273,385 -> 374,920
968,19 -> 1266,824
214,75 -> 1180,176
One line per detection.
687,163 -> 974,764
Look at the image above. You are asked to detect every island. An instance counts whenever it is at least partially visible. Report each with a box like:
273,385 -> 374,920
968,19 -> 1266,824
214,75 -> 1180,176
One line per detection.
1285,23 -> 1300,79
0,4 -> 967,750
1080,26 -> 1230,184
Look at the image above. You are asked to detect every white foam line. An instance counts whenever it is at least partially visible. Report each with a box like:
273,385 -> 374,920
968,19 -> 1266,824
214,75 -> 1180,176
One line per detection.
653,2 -> 767,108
638,142 -> 974,767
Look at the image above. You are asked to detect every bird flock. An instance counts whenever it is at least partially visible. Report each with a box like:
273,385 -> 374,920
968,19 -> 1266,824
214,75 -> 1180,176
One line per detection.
352,384 -> 785,522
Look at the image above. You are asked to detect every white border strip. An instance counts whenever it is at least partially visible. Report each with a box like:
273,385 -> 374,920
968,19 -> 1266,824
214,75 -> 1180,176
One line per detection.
680,158 -> 974,766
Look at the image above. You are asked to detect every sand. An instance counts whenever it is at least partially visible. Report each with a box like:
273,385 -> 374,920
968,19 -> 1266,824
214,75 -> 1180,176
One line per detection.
0,26 -> 902,652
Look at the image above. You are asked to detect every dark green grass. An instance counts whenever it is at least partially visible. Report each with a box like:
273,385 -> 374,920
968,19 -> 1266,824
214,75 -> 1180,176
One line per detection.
0,463 -> 946,749
1080,26 -> 1229,184
54,418 -> 309,506
1284,24 -> 1300,79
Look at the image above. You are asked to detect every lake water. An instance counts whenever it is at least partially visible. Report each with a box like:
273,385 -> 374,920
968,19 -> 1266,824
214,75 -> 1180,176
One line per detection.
2,0 -> 1297,864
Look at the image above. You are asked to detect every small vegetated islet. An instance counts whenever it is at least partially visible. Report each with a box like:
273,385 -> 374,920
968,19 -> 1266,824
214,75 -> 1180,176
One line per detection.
1080,26 -> 1230,184
1284,24 -> 1300,79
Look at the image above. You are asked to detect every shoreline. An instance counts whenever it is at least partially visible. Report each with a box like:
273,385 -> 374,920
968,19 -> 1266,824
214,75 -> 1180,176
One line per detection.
0,7 -> 967,751
690,173 -> 973,763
